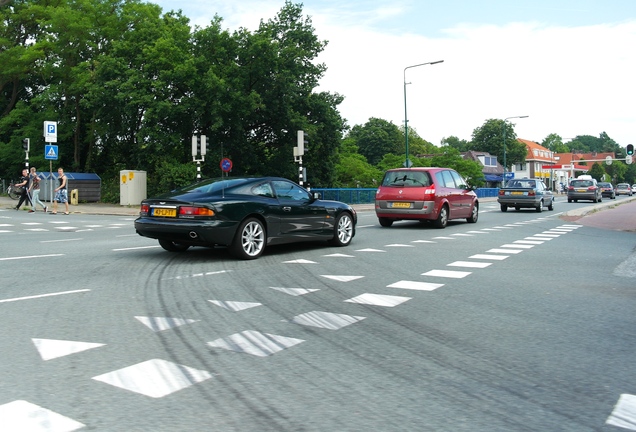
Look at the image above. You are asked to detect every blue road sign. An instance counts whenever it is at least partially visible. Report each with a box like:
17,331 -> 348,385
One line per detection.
45,145 -> 58,160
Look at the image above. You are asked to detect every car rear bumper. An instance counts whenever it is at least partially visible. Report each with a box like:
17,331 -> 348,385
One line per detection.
497,197 -> 542,208
375,200 -> 436,219
134,217 -> 237,246
567,193 -> 598,201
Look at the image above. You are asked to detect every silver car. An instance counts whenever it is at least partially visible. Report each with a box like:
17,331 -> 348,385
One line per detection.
616,183 -> 633,196
567,179 -> 602,203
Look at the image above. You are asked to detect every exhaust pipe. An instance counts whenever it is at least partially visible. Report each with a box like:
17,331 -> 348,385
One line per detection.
189,231 -> 198,239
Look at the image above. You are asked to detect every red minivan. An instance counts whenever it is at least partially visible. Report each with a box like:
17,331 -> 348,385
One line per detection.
375,167 -> 479,228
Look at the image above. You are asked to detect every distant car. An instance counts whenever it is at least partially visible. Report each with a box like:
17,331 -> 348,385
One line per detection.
135,177 -> 357,260
616,183 -> 633,196
497,178 -> 554,212
597,182 -> 616,199
567,178 -> 602,203
374,167 -> 479,228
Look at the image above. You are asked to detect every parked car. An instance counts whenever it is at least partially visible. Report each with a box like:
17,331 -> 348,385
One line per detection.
135,177 -> 357,260
497,178 -> 554,212
616,183 -> 633,196
374,167 -> 479,228
567,177 -> 602,203
597,182 -> 616,199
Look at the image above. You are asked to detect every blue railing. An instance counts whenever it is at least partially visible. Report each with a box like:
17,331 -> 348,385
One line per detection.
312,188 -> 377,204
312,187 -> 500,204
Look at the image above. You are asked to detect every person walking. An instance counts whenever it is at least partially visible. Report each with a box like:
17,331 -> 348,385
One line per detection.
28,167 -> 47,213
51,167 -> 69,215
14,168 -> 32,210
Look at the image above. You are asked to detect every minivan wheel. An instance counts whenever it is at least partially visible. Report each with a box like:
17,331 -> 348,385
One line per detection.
433,205 -> 448,229
378,217 -> 393,227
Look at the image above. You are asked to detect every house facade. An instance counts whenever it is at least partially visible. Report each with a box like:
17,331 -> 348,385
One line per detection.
461,150 -> 504,187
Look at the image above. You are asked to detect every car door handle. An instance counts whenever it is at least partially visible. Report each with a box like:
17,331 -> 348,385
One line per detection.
283,206 -> 292,212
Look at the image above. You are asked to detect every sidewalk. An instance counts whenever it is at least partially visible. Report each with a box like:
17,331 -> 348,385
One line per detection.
2,194 -> 634,218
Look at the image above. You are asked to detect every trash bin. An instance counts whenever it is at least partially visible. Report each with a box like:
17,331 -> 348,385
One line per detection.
120,170 -> 147,206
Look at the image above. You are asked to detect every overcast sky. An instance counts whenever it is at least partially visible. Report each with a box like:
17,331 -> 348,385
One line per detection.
152,0 -> 636,147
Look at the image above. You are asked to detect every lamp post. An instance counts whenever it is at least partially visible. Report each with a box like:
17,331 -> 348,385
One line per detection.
502,115 -> 528,185
403,60 -> 444,167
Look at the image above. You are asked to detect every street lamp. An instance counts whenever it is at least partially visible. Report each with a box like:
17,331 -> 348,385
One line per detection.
502,115 -> 529,185
403,60 -> 444,167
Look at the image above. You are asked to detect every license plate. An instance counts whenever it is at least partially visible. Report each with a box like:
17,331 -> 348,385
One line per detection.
391,202 -> 411,208
576,189 -> 586,192
152,208 -> 177,217
510,191 -> 523,195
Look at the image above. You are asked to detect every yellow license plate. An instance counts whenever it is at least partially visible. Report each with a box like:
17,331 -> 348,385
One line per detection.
153,208 -> 177,217
391,202 -> 411,208
576,189 -> 586,192
510,191 -> 523,195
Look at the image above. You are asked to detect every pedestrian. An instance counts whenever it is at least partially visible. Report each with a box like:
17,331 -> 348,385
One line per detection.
28,167 -> 47,213
51,167 -> 69,215
14,168 -> 32,210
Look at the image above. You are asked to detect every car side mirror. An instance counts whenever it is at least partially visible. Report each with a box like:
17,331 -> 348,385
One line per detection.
312,192 -> 322,200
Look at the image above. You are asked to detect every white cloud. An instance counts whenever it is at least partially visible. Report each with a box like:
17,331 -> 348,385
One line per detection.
156,0 -> 636,146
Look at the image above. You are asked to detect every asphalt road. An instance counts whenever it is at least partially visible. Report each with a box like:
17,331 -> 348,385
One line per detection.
1,195 -> 635,431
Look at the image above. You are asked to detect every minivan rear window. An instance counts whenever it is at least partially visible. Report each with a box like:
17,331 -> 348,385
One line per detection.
381,171 -> 432,187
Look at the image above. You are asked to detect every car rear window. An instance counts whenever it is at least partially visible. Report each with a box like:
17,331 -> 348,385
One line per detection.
381,171 -> 432,187
571,180 -> 593,187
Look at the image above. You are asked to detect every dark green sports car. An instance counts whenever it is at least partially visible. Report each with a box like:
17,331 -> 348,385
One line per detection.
134,177 -> 357,259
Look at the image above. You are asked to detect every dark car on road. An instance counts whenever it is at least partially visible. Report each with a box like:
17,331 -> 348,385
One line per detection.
374,167 -> 479,228
135,177 -> 357,260
598,182 -> 616,199
567,177 -> 602,203
497,178 -> 554,212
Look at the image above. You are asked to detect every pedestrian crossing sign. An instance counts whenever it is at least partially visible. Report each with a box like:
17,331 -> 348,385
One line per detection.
45,144 -> 58,160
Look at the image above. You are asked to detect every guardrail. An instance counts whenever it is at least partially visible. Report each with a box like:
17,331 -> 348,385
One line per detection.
312,187 -> 501,204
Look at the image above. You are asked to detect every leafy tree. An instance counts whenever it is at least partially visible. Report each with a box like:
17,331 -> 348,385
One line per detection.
588,162 -> 606,182
541,133 -> 569,153
471,118 -> 526,171
348,117 -> 403,165
441,136 -> 471,152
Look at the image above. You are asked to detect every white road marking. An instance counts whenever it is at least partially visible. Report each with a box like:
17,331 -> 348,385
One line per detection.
469,254 -> 509,260
387,280 -> 444,291
92,359 -> 213,398
208,300 -> 262,311
135,316 -> 200,332
447,261 -> 492,268
422,269 -> 471,278
290,311 -> 365,330
345,293 -> 411,307
112,245 -> 161,251
0,253 -> 64,261
606,393 -> 636,430
207,330 -> 305,357
32,338 -> 105,361
0,400 -> 85,431
0,289 -> 89,304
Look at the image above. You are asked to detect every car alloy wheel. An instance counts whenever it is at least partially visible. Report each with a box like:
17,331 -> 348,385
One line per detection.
231,217 -> 265,260
434,205 -> 448,228
330,212 -> 354,246
467,203 -> 479,223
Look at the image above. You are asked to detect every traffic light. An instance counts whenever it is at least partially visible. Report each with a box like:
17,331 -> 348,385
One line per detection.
22,138 -> 30,152
627,144 -> 634,156
297,130 -> 308,155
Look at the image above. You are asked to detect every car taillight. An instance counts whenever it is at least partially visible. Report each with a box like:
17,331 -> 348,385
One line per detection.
588,186 -> 597,191
179,206 -> 215,217
140,204 -> 149,215
528,190 -> 536,196
498,189 -> 505,196
423,186 -> 436,200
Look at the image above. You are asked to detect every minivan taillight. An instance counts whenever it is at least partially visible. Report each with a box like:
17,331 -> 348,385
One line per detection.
423,186 -> 436,200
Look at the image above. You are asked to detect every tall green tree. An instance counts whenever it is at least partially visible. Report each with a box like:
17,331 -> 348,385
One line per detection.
471,118 -> 526,171
348,117 -> 403,165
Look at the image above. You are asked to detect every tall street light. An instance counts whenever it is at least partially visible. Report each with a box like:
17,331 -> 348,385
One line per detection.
403,60 -> 444,167
502,115 -> 529,185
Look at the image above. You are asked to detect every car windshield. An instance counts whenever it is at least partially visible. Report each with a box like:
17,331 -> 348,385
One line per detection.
506,180 -> 536,188
382,171 -> 431,187
571,180 -> 593,187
